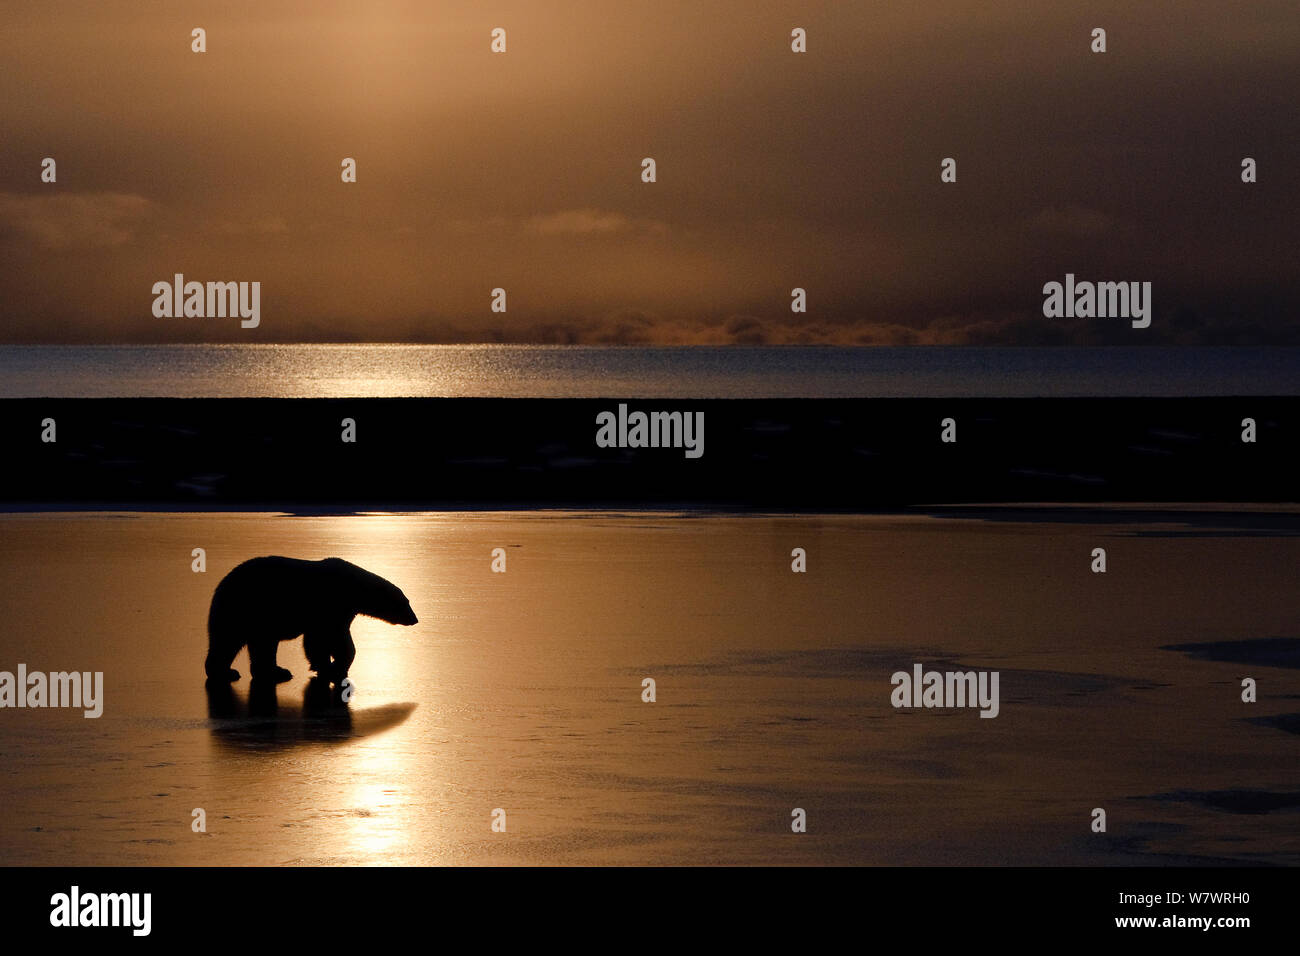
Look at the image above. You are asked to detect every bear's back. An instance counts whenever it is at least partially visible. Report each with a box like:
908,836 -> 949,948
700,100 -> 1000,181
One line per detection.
209,556 -> 353,633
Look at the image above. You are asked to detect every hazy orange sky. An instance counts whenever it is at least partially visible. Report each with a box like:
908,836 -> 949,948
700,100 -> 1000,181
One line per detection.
1,1 -> 1297,344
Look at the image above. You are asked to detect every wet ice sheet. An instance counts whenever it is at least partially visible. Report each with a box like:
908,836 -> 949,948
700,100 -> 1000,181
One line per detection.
0,510 -> 1296,865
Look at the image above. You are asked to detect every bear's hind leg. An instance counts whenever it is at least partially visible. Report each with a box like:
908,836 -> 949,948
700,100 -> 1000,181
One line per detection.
205,633 -> 242,683
248,636 -> 292,683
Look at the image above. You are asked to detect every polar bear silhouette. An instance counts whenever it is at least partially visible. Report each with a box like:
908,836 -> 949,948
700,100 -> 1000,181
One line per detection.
205,556 -> 418,684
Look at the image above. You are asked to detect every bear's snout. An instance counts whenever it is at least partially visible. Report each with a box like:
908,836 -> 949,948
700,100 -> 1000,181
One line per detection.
399,603 -> 418,626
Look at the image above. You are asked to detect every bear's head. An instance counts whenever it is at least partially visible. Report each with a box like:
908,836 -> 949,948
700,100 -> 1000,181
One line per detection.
322,558 -> 419,626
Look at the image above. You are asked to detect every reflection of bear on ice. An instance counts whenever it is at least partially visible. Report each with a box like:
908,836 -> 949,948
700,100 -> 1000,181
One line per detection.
205,557 -> 418,684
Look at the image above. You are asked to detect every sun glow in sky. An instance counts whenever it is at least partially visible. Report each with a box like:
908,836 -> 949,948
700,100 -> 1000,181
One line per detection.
1,1 -> 1296,345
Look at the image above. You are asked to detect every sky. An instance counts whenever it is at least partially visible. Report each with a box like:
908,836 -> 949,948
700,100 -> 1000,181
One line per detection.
1,0 -> 1297,344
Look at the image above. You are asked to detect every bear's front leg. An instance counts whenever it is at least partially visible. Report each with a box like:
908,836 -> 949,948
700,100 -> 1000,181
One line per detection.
331,632 -> 357,683
248,636 -> 293,683
308,629 -> 355,684
303,631 -> 331,675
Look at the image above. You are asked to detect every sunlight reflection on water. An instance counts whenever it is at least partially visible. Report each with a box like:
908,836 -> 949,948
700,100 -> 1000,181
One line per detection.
1,344 -> 1295,397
